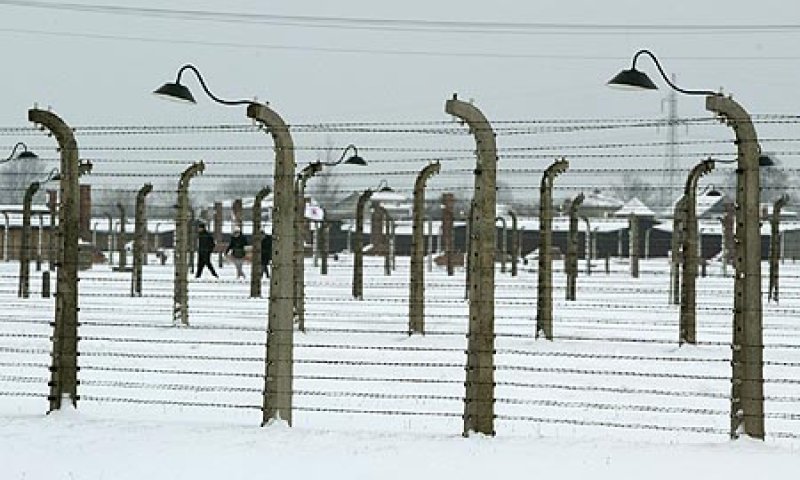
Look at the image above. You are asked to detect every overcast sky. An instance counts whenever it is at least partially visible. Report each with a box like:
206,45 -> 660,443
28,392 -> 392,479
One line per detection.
1,0 -> 799,207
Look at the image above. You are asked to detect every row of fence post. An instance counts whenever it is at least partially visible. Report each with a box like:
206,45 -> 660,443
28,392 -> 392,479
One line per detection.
33,90 -> 776,439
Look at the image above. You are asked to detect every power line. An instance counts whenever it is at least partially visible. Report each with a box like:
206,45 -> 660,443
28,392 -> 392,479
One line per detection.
2,1 -> 800,36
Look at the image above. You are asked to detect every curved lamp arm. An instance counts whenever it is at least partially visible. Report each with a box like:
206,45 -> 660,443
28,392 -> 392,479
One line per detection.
611,49 -> 718,97
2,142 -> 37,164
42,167 -> 60,183
323,144 -> 366,167
157,64 -> 255,106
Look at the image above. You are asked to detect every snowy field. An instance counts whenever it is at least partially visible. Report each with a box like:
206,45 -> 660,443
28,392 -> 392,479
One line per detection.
2,254 -> 800,479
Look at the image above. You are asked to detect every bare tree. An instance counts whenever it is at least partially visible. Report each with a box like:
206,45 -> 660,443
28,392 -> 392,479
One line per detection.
0,156 -> 48,204
719,153 -> 795,204
306,136 -> 344,209
611,173 -> 658,206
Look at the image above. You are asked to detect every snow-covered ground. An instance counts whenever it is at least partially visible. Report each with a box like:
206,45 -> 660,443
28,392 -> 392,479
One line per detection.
2,254 -> 800,479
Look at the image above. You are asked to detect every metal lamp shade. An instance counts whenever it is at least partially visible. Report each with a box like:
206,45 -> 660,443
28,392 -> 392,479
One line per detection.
607,68 -> 659,91
153,82 -> 197,104
16,150 -> 38,160
344,154 -> 367,166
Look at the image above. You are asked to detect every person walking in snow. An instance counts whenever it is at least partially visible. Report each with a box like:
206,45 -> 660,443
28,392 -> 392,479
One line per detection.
195,222 -> 218,279
226,228 -> 248,279
261,232 -> 272,278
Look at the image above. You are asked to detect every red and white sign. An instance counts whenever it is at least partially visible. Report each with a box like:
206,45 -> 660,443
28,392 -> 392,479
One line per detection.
305,204 -> 324,221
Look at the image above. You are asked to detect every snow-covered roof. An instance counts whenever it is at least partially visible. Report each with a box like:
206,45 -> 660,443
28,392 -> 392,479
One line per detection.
614,198 -> 656,218
0,204 -> 51,215
582,191 -> 624,209
653,220 -> 800,235
371,190 -> 407,203
517,217 -> 629,233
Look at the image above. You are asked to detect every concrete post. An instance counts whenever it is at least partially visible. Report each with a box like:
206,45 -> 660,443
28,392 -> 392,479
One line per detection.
249,187 -> 271,298
46,190 -> 57,271
18,181 -> 40,298
312,222 -> 319,268
246,103 -> 297,427
36,213 -> 43,271
232,198 -> 243,231
768,194 -> 789,302
320,221 -> 330,275
105,212 -> 114,267
188,209 -> 196,275
214,202 -> 223,268
441,193 -> 455,276
629,214 -> 639,278
706,94 -> 764,440
670,196 -> 686,306
582,217 -> 592,276
680,159 -> 715,345
509,211 -> 518,277
1,211 -> 7,262
495,217 -> 507,273
427,217 -> 434,273
79,184 -> 91,242
352,189 -> 373,300
295,163 -> 322,333
382,208 -> 392,276
173,162 -> 204,326
390,218 -> 396,272
722,202 -> 735,276
30,108 -> 80,412
409,162 -> 440,335
131,183 -> 152,297
116,202 -> 127,270
566,193 -> 585,301
370,202 -> 386,256
536,158 -> 569,340
446,95 -> 497,437
464,202 -> 473,301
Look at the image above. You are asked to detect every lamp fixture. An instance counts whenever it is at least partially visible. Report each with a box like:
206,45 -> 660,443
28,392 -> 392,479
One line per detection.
3,142 -> 38,163
154,64 -> 254,106
607,49 -> 717,96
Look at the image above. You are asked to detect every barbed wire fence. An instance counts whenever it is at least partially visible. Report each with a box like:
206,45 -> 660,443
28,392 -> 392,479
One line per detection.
0,115 -> 799,441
